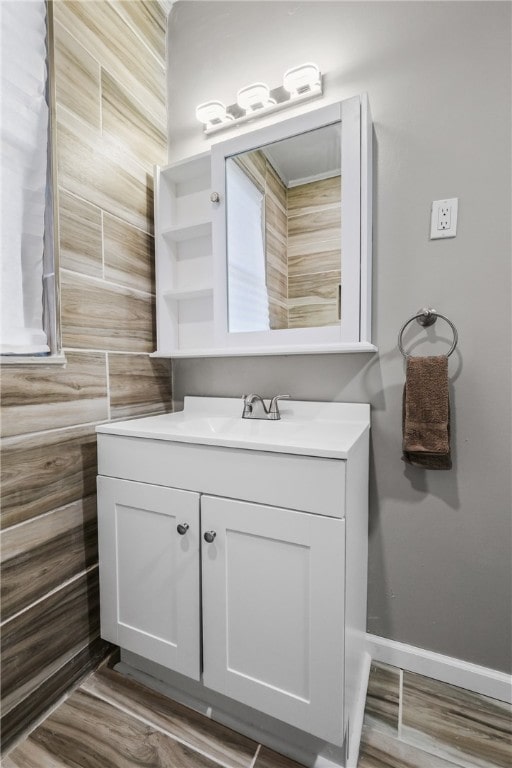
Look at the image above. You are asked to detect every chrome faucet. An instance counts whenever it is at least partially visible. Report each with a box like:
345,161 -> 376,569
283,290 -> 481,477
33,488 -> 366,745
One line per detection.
242,394 -> 291,420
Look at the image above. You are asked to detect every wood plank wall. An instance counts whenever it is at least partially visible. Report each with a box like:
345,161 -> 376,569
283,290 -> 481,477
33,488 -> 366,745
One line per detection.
0,0 -> 171,750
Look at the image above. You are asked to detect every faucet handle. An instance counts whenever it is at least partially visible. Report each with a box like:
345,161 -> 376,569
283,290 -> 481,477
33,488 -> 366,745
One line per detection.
268,394 -> 291,419
242,394 -> 252,416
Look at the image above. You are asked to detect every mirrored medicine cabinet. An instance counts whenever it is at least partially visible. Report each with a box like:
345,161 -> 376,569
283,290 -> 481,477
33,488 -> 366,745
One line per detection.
152,94 -> 374,358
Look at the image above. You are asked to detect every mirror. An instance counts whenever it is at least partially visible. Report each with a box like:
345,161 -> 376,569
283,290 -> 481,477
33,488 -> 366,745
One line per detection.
226,122 -> 342,334
211,96 -> 373,354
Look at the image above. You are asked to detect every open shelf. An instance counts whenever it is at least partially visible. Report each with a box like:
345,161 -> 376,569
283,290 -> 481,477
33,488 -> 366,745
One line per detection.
154,153 -> 214,355
163,287 -> 213,301
162,220 -> 211,243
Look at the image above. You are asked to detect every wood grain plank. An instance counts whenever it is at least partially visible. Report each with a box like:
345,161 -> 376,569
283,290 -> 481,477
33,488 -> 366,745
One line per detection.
288,244 -> 341,277
287,176 -> 341,216
287,207 -> 340,241
81,663 -> 259,768
57,107 -> 154,234
101,69 -> 167,173
3,740 -> 67,768
266,194 -> 287,244
266,229 -> 288,270
111,0 -> 167,62
363,662 -> 401,735
1,495 -> 98,621
266,263 -> 287,303
12,688 -> 225,768
1,570 -> 100,715
1,425 -> 98,529
288,270 -> 340,328
266,164 -> 287,211
359,725 -> 462,768
54,19 -> 100,129
269,301 -> 288,331
59,191 -> 103,278
235,152 -> 266,193
0,638 -> 110,754
0,352 -> 108,438
61,271 -> 155,352
266,212 -> 288,330
401,672 -> 512,768
288,271 -> 340,301
108,354 -> 172,419
103,213 -> 155,295
53,0 -> 166,127
288,302 -> 339,329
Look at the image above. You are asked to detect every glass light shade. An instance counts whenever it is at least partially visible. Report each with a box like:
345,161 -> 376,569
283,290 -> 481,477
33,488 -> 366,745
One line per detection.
283,63 -> 321,96
236,83 -> 275,113
195,101 -> 232,127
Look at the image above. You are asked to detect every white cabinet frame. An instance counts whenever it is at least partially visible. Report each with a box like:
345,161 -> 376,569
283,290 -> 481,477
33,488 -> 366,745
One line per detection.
152,94 -> 374,358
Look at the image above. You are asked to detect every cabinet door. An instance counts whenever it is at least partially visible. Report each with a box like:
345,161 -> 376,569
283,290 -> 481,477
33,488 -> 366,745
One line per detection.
201,495 -> 345,745
97,476 -> 200,679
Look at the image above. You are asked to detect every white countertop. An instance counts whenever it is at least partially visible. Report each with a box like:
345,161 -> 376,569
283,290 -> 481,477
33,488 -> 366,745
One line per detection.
96,397 -> 370,459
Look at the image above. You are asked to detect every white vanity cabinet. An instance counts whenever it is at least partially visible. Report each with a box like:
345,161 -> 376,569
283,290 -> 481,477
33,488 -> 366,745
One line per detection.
96,397 -> 370,761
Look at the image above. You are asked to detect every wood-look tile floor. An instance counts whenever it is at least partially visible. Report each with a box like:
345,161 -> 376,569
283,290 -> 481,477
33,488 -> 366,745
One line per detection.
4,659 -> 511,768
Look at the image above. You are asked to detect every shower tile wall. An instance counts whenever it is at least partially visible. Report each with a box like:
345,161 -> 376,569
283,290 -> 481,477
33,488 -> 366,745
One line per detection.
235,153 -> 341,330
265,163 -> 289,330
0,0 -> 170,750
287,176 -> 341,329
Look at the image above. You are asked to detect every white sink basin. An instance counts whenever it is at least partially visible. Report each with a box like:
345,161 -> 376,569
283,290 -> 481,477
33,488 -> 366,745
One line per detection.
97,397 -> 370,458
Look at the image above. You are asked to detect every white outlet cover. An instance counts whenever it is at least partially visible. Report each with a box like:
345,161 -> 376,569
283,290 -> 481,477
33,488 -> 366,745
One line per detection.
430,198 -> 458,239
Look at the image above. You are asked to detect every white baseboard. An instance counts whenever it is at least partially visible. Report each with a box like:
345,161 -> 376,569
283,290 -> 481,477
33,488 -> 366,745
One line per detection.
366,634 -> 511,704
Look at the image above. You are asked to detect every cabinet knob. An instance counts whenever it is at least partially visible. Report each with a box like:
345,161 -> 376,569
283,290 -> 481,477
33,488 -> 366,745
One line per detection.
204,530 -> 216,543
210,191 -> 220,203
177,523 -> 189,535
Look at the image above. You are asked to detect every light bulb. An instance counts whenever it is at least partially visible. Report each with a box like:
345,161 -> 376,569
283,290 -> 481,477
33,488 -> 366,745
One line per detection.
236,83 -> 275,113
195,101 -> 233,128
283,63 -> 321,97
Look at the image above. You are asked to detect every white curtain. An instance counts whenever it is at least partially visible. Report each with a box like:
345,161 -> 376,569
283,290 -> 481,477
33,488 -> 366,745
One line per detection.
0,0 -> 50,355
226,160 -> 270,333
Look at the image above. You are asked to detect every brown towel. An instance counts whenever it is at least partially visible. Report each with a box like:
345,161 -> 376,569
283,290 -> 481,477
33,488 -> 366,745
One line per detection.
402,355 -> 452,469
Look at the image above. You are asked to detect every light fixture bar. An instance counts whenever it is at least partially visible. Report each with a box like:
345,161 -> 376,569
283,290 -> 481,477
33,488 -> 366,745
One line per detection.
196,64 -> 322,135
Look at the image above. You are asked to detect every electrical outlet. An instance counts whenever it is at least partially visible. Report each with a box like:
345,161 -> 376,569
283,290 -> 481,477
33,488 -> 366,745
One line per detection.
430,198 -> 458,239
438,204 -> 451,229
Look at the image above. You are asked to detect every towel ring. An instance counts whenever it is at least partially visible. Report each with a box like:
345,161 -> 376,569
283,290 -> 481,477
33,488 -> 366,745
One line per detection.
398,308 -> 458,358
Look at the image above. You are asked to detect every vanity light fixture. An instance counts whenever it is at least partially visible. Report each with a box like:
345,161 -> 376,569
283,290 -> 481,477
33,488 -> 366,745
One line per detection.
195,63 -> 323,135
195,101 -> 234,131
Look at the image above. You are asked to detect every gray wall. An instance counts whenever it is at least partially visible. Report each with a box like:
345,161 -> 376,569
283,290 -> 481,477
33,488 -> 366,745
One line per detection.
167,1 -> 511,673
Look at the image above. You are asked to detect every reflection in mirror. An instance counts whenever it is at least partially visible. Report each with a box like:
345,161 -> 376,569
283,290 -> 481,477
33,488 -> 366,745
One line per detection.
226,122 -> 342,333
